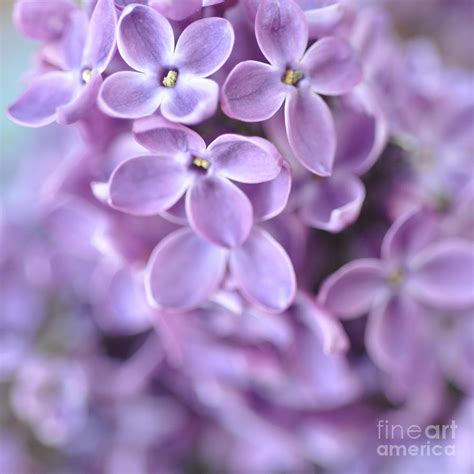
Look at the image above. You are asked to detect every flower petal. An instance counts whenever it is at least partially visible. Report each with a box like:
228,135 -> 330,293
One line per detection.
300,172 -> 365,233
57,72 -> 102,124
146,228 -> 227,311
13,0 -> 74,41
318,259 -> 388,319
149,0 -> 202,21
186,176 -> 253,248
160,77 -> 218,125
366,294 -> 422,372
98,71 -> 162,118
174,17 -> 234,77
221,60 -> 287,122
239,162 -> 292,221
82,0 -> 116,72
306,2 -> 347,39
381,208 -> 439,262
208,134 -> 281,183
408,239 -> 474,310
295,294 -> 350,354
117,4 -> 174,73
302,36 -> 361,95
160,196 -> 188,225
63,11 -> 88,69
108,155 -> 191,216
7,72 -> 75,127
285,87 -> 336,175
230,228 -> 296,312
255,0 -> 308,66
333,85 -> 387,174
133,116 -> 206,155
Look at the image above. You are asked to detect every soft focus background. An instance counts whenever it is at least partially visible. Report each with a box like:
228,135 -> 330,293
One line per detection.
1,1 -> 473,473
1,0 -> 35,165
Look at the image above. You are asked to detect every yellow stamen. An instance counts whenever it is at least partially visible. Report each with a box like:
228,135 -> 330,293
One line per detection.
81,68 -> 92,84
162,70 -> 178,88
192,157 -> 211,170
282,69 -> 304,86
388,269 -> 404,286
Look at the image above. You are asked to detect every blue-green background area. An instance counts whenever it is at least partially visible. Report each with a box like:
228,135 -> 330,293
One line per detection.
1,1 -> 44,183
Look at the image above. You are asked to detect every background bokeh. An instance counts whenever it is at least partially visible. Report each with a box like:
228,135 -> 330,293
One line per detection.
1,1 -> 473,473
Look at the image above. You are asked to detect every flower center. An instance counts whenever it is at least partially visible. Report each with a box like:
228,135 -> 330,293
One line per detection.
162,70 -> 178,88
192,157 -> 211,170
282,68 -> 304,86
388,268 -> 404,286
81,67 -> 92,84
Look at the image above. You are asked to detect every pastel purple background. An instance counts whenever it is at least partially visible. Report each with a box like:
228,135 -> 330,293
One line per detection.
1,1 -> 473,473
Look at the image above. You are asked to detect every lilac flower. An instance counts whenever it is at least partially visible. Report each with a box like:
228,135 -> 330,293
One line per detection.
7,0 -> 116,127
98,4 -> 234,124
140,148 -> 294,313
221,0 -> 361,175
319,208 -> 474,372
106,116 -> 283,248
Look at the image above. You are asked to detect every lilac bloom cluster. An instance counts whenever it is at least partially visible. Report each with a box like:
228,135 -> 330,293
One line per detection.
3,0 -> 474,472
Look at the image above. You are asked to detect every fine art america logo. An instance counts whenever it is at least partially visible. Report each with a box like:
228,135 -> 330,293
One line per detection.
376,420 -> 457,457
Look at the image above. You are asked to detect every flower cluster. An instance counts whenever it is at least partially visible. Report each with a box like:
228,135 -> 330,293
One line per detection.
3,0 -> 474,472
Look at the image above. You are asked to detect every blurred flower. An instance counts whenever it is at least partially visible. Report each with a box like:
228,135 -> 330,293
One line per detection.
8,0 -> 116,127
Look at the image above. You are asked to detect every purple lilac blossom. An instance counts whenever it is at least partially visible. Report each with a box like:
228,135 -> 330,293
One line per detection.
3,0 -> 474,471
98,4 -> 234,123
221,0 -> 362,174
8,0 -> 116,127
319,208 -> 474,372
107,116 -> 283,247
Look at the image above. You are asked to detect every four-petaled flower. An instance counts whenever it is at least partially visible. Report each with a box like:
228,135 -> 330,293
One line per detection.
107,116 -> 283,248
319,208 -> 474,372
99,4 -> 234,124
222,0 -> 361,175
8,0 -> 116,127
